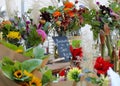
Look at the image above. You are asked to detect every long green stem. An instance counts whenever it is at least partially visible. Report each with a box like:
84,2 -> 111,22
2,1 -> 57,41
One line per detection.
101,44 -> 105,57
106,35 -> 112,59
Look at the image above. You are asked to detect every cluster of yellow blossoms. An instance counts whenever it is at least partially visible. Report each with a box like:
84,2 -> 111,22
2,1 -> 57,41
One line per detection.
14,70 -> 42,86
7,31 -> 21,40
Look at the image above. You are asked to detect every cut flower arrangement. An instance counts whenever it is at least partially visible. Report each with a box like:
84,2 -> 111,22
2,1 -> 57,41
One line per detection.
39,0 -> 85,36
0,0 -> 120,86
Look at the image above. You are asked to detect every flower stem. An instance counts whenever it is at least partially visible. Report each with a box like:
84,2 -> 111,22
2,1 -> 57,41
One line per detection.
106,35 -> 112,59
101,44 -> 105,57
72,81 -> 77,86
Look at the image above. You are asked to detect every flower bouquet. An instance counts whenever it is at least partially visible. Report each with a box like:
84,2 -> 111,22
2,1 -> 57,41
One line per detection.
39,0 -> 85,36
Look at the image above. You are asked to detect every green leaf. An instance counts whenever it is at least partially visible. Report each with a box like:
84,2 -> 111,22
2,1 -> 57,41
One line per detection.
13,76 -> 31,82
117,40 -> 120,47
13,61 -> 22,71
0,40 -> 24,51
22,59 -> 42,72
72,40 -> 81,48
1,65 -> 14,80
2,57 -> 14,66
0,61 -> 2,69
47,10 -> 54,14
4,24 -> 11,30
43,22 -> 50,31
42,69 -> 54,85
23,48 -> 33,57
33,45 -> 45,59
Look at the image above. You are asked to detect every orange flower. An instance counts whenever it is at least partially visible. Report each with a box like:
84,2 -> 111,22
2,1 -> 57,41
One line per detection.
2,20 -> 11,26
64,2 -> 74,8
68,10 -> 75,17
53,11 -> 61,17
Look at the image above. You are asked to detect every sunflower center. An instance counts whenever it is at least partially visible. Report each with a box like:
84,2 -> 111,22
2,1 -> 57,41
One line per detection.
31,82 -> 36,86
14,70 -> 22,78
17,72 -> 22,76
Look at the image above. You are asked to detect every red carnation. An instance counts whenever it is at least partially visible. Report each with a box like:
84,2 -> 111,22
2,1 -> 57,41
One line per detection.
59,69 -> 66,76
94,56 -> 113,74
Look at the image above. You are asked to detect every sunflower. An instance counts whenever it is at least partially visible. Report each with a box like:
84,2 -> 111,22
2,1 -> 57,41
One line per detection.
13,70 -> 23,78
29,76 -> 42,86
67,67 -> 82,82
24,70 -> 33,78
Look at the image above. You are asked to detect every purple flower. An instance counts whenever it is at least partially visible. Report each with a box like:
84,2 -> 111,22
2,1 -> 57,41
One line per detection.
26,21 -> 30,24
37,23 -> 42,29
36,29 -> 47,41
96,2 -> 100,5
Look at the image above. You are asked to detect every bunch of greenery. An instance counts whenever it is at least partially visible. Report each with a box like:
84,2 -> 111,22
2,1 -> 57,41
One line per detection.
0,57 -> 42,85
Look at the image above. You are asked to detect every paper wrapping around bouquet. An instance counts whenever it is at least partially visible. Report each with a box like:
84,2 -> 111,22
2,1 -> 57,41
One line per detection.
0,44 -> 29,61
0,44 -> 43,85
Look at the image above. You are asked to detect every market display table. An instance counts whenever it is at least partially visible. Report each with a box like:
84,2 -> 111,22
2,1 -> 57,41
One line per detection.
46,62 -> 70,73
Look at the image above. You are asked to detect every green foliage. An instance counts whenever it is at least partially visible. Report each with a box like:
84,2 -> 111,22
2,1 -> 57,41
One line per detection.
72,40 -> 81,48
0,40 -> 24,51
41,67 -> 55,85
2,65 -> 14,80
117,40 -> 120,47
1,57 -> 42,81
0,61 -> 2,69
26,27 -> 42,48
23,48 -> 33,57
109,2 -> 120,14
33,45 -> 45,59
40,6 -> 56,13
2,57 -> 14,66
43,22 -> 50,34
82,9 -> 100,40
22,59 -> 42,72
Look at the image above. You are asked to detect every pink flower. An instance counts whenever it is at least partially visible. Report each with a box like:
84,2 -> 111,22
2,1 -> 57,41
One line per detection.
36,29 -> 47,41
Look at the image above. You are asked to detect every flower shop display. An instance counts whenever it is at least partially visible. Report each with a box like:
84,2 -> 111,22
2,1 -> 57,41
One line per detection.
0,0 -> 120,86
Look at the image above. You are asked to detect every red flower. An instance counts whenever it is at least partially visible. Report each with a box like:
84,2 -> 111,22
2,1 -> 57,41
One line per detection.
59,69 -> 66,76
70,45 -> 83,60
94,56 -> 113,74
